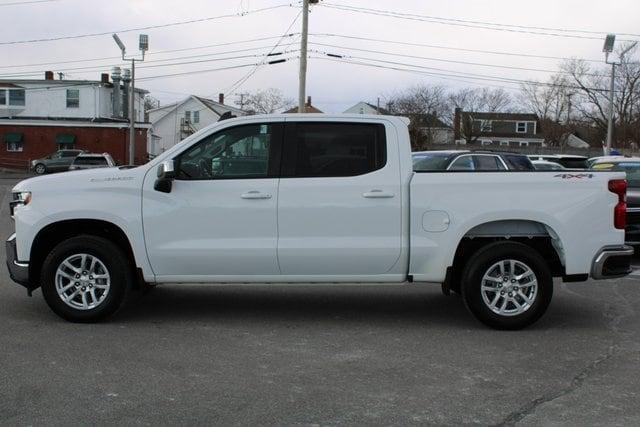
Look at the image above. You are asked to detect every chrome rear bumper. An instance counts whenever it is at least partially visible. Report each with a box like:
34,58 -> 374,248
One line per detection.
591,245 -> 634,280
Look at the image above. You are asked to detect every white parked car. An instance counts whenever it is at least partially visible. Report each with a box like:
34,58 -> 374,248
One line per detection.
531,160 -> 566,171
6,114 -> 632,329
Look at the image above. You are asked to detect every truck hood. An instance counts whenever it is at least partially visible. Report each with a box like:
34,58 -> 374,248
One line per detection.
12,166 -> 145,193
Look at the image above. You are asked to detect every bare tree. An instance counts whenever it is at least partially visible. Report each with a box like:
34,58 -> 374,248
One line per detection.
235,88 -> 294,114
386,84 -> 449,149
561,44 -> 640,149
143,95 -> 160,122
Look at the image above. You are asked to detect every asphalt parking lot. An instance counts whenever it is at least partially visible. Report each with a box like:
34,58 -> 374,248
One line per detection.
1,176 -> 639,426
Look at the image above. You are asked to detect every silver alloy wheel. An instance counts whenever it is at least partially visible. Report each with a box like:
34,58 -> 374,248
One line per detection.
480,259 -> 538,317
55,253 -> 111,310
34,164 -> 45,174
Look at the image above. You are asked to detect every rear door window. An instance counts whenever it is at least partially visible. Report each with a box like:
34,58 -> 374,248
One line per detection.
504,155 -> 535,171
282,122 -> 386,177
473,155 -> 505,171
448,156 -> 475,171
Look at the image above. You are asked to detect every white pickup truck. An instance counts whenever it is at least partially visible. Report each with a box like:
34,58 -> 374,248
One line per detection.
6,114 -> 633,329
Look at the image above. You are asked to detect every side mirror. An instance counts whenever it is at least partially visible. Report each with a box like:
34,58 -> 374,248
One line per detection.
154,160 -> 176,193
157,160 -> 176,179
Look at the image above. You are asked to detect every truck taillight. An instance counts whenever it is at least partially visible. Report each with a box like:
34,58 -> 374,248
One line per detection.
608,179 -> 627,230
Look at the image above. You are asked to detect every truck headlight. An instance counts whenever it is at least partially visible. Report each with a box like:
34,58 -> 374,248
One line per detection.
10,191 -> 31,217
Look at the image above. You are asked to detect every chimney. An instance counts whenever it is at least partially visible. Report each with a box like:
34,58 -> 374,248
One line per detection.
101,73 -> 109,84
218,93 -> 224,104
122,68 -> 131,119
306,96 -> 311,106
111,66 -> 122,118
454,108 -> 462,141
44,71 -> 54,80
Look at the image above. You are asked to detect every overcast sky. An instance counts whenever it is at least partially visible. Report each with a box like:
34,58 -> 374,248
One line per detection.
1,0 -> 639,113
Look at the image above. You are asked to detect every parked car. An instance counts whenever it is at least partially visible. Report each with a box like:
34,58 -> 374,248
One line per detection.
31,149 -> 85,174
68,153 -> 116,171
587,155 -> 627,168
591,157 -> 640,245
7,115 -> 632,329
527,154 -> 589,169
413,150 -> 535,171
531,160 -> 566,171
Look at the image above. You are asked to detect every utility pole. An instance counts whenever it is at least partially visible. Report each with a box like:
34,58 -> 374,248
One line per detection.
298,0 -> 318,113
113,33 -> 148,165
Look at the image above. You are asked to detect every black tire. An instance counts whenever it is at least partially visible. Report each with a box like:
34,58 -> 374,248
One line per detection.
41,235 -> 133,322
461,241 -> 553,330
34,163 -> 47,175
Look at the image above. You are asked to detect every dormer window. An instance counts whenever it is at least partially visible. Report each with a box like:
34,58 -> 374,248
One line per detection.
516,122 -> 527,133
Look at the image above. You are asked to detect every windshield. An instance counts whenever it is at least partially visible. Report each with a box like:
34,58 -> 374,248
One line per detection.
412,153 -> 452,171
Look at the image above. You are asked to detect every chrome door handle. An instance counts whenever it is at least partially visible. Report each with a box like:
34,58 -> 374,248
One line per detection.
241,191 -> 272,200
362,189 -> 395,199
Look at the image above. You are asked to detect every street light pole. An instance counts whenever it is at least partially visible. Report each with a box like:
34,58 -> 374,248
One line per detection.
602,34 -> 637,155
606,62 -> 615,155
113,33 -> 148,165
129,58 -> 136,167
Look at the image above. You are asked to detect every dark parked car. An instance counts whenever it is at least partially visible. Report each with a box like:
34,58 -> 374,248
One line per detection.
31,149 -> 85,174
591,158 -> 640,245
68,153 -> 116,171
412,150 -> 535,171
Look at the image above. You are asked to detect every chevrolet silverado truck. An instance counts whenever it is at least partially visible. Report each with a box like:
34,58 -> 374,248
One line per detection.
6,114 -> 633,329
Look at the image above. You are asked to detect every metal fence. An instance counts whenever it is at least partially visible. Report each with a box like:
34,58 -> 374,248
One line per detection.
0,157 -> 30,172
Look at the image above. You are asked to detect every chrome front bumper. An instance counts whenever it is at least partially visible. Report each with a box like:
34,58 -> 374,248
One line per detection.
591,245 -> 634,280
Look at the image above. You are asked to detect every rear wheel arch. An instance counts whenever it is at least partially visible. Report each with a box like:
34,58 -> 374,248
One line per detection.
445,220 -> 564,294
30,219 -> 140,290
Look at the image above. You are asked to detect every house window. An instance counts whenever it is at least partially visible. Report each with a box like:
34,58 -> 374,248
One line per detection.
481,140 -> 492,146
66,89 -> 79,108
8,89 -> 25,106
5,132 -> 24,152
499,141 -> 509,146
7,141 -> 23,152
516,122 -> 527,133
0,90 -> 6,105
185,111 -> 191,123
193,110 -> 200,124
481,120 -> 492,132
519,141 -> 529,147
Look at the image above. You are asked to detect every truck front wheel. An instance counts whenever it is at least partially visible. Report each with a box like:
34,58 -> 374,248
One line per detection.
40,235 -> 132,322
461,242 -> 553,330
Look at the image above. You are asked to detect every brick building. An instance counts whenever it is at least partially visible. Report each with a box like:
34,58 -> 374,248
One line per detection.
0,70 -> 150,169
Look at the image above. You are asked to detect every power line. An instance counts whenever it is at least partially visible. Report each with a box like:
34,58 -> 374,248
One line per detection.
312,55 -> 609,93
223,9 -> 302,95
0,34 -> 299,70
321,3 -> 639,41
324,1 -> 640,38
0,3 -> 293,45
0,43 -> 299,78
0,0 -> 58,6
310,33 -> 603,63
309,43 -> 607,78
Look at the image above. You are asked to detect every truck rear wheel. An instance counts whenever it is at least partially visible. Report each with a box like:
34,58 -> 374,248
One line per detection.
460,241 -> 552,330
40,235 -> 132,322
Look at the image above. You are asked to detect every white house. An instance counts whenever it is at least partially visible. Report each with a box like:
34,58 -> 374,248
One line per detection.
148,94 -> 246,156
343,101 -> 389,115
0,71 -> 146,122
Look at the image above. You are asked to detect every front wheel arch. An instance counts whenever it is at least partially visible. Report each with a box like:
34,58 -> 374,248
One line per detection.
29,219 -> 139,292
